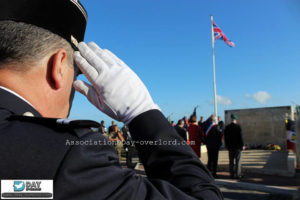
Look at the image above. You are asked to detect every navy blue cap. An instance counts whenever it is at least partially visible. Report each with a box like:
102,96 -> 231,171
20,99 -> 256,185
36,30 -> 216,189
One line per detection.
0,0 -> 88,48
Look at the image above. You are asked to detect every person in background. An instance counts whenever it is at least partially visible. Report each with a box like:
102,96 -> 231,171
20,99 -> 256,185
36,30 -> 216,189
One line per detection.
98,120 -> 106,134
286,113 -> 296,152
202,115 -> 213,134
198,116 -> 205,130
122,125 -> 135,168
171,121 -> 175,127
109,125 -> 125,160
218,116 -> 224,133
296,116 -> 300,170
182,116 -> 189,130
188,115 -> 203,157
205,115 -> 223,178
108,120 -> 116,133
175,119 -> 187,141
224,113 -> 244,179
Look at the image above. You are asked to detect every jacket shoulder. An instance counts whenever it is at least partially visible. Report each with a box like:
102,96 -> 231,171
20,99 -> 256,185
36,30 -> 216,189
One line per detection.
7,114 -> 100,138
0,111 -> 100,179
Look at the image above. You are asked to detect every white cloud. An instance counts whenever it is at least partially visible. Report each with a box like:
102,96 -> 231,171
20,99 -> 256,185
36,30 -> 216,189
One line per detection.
217,95 -> 232,106
245,93 -> 251,99
253,91 -> 271,104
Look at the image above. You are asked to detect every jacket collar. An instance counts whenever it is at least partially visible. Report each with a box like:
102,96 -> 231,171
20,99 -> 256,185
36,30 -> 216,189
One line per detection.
0,87 -> 42,117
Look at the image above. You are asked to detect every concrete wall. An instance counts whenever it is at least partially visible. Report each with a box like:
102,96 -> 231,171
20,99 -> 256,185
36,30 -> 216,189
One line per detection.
225,106 -> 293,149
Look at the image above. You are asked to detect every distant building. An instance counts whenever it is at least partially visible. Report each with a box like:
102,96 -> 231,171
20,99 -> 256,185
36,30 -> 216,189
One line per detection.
225,106 -> 293,150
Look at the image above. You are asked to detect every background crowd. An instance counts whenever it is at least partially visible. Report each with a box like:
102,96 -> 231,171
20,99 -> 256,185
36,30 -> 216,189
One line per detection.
97,110 -> 244,179
173,111 -> 244,179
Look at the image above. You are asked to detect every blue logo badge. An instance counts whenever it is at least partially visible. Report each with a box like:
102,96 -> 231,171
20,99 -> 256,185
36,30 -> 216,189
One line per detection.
13,181 -> 25,191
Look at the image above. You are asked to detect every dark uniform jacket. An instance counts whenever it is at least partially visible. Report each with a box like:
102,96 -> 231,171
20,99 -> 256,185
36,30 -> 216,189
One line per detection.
224,122 -> 244,150
218,121 -> 224,133
0,88 -> 223,199
205,124 -> 222,149
174,125 -> 187,141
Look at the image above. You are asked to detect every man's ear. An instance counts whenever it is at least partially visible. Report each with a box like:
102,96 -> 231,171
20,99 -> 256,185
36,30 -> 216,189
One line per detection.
47,49 -> 68,90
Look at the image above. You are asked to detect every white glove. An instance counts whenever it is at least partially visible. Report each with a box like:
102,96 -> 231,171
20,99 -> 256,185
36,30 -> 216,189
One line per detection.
73,42 -> 160,125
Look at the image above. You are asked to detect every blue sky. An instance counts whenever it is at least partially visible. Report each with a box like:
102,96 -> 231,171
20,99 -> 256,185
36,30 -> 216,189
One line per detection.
70,0 -> 300,127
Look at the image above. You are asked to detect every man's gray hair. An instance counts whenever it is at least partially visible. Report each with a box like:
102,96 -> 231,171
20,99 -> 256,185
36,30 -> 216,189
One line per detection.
0,20 -> 73,70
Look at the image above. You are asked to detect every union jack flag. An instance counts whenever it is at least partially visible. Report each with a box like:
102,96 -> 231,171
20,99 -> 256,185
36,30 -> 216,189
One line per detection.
213,20 -> 235,47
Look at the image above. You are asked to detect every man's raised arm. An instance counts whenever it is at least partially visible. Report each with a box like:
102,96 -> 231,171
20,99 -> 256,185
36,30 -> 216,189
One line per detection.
73,41 -> 223,199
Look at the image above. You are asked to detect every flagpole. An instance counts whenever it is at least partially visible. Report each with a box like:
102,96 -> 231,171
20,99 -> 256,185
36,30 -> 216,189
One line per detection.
211,15 -> 218,122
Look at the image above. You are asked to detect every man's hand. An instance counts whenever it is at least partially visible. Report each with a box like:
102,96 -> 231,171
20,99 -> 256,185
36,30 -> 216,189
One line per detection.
73,42 -> 159,125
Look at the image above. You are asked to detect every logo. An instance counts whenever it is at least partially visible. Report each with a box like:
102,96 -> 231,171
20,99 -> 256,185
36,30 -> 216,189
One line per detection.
13,181 -> 25,192
1,180 -> 53,199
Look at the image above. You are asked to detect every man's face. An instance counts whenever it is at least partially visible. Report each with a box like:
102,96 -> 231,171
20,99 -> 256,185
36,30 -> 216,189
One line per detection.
113,125 -> 118,132
191,116 -> 197,122
212,116 -> 217,123
180,121 -> 184,127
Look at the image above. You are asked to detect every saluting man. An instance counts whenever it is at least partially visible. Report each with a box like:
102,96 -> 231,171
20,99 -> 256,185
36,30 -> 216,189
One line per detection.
0,0 -> 223,199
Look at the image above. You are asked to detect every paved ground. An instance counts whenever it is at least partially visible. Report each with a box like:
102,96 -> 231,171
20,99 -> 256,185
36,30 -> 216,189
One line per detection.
200,149 -> 299,189
120,149 -> 300,199
201,149 -> 300,199
201,149 -> 291,176
220,185 -> 292,200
